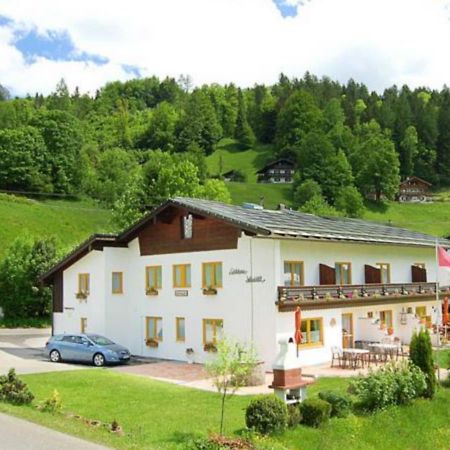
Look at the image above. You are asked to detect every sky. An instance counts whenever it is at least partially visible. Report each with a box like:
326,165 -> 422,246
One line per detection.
1,0 -> 450,96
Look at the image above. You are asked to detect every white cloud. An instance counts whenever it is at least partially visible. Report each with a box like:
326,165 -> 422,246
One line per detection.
1,0 -> 450,96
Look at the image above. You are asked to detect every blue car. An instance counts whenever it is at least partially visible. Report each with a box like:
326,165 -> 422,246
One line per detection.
46,333 -> 131,367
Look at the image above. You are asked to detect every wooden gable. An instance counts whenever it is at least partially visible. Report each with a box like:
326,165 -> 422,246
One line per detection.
137,205 -> 241,256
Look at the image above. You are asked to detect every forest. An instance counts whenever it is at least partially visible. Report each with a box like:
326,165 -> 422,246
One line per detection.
1,72 -> 450,225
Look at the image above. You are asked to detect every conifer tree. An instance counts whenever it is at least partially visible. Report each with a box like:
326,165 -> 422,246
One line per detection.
234,89 -> 255,149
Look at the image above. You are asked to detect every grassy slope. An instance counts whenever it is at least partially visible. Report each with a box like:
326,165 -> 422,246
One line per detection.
0,196 -> 112,260
1,371 -> 450,450
208,139 -> 450,236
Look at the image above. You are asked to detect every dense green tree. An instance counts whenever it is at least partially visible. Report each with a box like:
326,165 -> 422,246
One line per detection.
0,236 -> 59,319
292,179 -> 322,208
177,89 -> 222,154
409,330 -> 436,399
436,89 -> 450,183
0,127 -> 51,191
351,120 -> 400,201
275,90 -> 322,152
32,110 -> 84,193
234,89 -> 255,149
334,186 -> 364,218
400,126 -> 419,178
47,78 -> 71,111
300,194 -> 341,217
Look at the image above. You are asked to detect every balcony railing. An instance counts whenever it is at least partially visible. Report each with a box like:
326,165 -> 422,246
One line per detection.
278,282 -> 441,304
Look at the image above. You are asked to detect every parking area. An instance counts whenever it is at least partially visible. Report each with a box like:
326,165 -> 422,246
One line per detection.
0,328 -> 89,375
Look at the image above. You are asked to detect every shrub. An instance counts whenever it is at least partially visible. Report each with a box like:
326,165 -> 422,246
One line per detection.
0,368 -> 34,405
39,389 -> 62,414
300,398 -> 331,427
409,329 -> 437,398
287,404 -> 302,428
318,390 -> 352,418
245,395 -> 288,435
349,360 -> 426,412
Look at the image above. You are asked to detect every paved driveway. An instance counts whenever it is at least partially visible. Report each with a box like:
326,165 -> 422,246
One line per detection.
0,413 -> 109,449
0,328 -> 89,375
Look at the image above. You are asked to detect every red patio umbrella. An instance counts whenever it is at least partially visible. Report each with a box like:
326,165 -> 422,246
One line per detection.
443,297 -> 449,326
295,307 -> 302,356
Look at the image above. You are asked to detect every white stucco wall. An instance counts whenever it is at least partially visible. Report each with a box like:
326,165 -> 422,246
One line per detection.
53,234 -> 443,369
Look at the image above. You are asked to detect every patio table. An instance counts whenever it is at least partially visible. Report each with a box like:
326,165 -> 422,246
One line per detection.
368,343 -> 399,361
342,348 -> 370,369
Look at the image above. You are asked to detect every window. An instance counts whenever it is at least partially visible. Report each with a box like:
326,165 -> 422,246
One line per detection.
112,272 -> 123,294
146,266 -> 162,290
415,306 -> 427,318
203,319 -> 223,345
80,318 -> 87,333
300,318 -> 323,347
202,262 -> 223,288
380,310 -> 393,328
284,261 -> 304,286
367,312 -> 374,318
176,317 -> 185,342
146,317 -> 163,341
173,264 -> 191,288
182,214 -> 193,239
78,273 -> 90,294
376,263 -> 391,284
335,262 -> 352,285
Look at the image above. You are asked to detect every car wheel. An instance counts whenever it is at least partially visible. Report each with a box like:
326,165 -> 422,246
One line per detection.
93,353 -> 105,367
49,349 -> 61,363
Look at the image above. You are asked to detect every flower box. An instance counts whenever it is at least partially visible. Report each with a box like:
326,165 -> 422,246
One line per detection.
203,287 -> 218,296
145,338 -> 159,348
75,292 -> 88,300
203,342 -> 217,353
146,287 -> 159,296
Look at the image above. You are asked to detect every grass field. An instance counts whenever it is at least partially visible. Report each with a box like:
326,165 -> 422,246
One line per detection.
1,370 -> 450,450
0,195 -> 112,260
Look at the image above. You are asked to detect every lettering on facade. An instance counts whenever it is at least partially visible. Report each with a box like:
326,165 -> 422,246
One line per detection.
246,275 -> 266,283
229,268 -> 248,275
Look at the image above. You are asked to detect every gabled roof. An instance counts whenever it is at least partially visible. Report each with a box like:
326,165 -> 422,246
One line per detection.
41,197 -> 450,284
400,176 -> 432,187
256,159 -> 295,174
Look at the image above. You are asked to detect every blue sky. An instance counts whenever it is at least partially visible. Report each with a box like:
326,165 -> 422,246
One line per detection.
1,0 -> 450,96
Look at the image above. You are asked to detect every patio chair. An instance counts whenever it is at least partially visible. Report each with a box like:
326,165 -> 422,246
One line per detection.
331,346 -> 344,368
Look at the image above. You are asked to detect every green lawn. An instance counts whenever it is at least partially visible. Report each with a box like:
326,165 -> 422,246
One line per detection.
2,370 -> 450,450
434,348 -> 450,369
0,195 -> 112,260
226,182 -> 292,210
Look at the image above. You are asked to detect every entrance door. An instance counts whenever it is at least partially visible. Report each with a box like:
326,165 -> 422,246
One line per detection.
342,313 -> 353,348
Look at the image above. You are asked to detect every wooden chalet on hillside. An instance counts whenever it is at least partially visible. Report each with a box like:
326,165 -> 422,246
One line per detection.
397,176 -> 432,203
256,159 -> 295,183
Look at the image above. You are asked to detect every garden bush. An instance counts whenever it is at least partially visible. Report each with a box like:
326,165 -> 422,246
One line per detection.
318,390 -> 352,418
300,398 -> 331,427
287,404 -> 302,427
39,389 -> 62,414
0,368 -> 34,405
409,329 -> 437,398
349,360 -> 426,412
245,395 -> 288,435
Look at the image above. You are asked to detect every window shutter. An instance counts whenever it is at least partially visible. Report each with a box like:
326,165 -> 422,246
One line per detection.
412,265 -> 427,282
365,265 -> 381,284
319,264 -> 336,285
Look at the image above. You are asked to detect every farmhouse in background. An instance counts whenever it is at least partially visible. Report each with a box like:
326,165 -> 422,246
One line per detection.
41,197 -> 450,369
397,176 -> 432,203
256,159 -> 295,183
221,170 -> 244,182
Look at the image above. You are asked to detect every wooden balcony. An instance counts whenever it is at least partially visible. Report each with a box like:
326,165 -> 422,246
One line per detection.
276,282 -> 448,312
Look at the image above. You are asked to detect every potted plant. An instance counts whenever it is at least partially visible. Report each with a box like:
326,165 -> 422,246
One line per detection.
202,286 -> 218,296
145,338 -> 159,348
203,342 -> 217,353
186,348 -> 194,364
387,327 -> 394,335
145,287 -> 159,296
75,291 -> 88,300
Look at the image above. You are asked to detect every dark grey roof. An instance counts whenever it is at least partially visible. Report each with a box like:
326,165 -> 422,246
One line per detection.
171,197 -> 450,247
256,159 -> 295,174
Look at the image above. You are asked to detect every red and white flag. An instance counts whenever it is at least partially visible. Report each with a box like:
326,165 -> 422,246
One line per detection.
438,246 -> 450,268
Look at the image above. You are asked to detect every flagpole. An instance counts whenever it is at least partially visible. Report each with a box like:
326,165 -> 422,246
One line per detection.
435,238 -> 441,382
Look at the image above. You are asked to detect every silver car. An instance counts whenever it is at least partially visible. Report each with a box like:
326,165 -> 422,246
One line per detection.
46,333 -> 131,367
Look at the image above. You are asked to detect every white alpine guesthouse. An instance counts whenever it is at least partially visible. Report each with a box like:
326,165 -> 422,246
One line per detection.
41,198 -> 450,368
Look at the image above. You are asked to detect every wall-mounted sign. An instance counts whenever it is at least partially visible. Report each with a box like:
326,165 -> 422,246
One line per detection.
229,268 -> 248,275
175,290 -> 189,297
246,275 -> 266,283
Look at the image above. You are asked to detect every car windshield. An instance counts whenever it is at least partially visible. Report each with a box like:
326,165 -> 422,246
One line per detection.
87,335 -> 115,346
